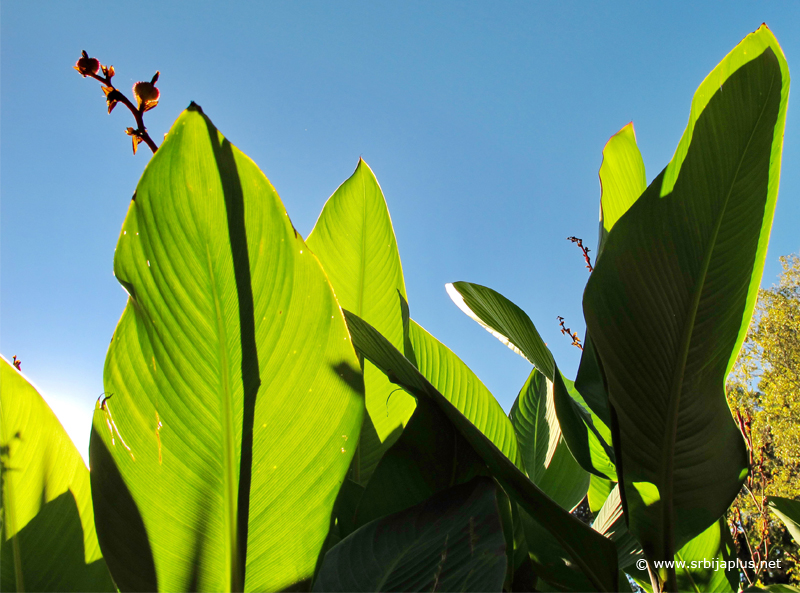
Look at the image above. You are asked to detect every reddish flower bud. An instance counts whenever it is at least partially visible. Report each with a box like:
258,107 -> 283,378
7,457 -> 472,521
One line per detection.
133,73 -> 160,112
74,50 -> 100,77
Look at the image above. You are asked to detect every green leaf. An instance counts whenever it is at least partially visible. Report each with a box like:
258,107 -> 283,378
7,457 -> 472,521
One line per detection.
767,496 -> 800,543
409,319 -> 520,465
90,105 -> 365,592
583,26 -> 789,565
314,477 -> 508,592
510,368 -> 589,511
553,370 -> 617,481
445,281 -> 616,480
343,310 -> 619,592
446,282 -> 554,379
628,519 -> 738,593
307,158 -> 415,484
588,475 -> 615,514
592,485 -> 643,570
0,357 -> 114,592
354,398 -> 486,529
597,121 -> 647,254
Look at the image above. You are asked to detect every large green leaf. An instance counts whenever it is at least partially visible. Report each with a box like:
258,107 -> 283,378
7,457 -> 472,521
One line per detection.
582,26 -> 789,573
575,123 -> 647,435
510,368 -> 589,511
314,477 -> 507,592
592,485 -> 642,571
90,105 -> 365,592
596,121 -> 647,255
767,496 -> 800,543
409,319 -> 520,465
307,158 -> 414,485
0,357 -> 114,592
628,519 -> 738,593
446,282 -> 616,480
446,282 -> 554,379
353,398 -> 486,529
342,310 -> 619,592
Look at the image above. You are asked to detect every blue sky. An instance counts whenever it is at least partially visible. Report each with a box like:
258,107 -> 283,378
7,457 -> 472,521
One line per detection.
2,2 -> 798,462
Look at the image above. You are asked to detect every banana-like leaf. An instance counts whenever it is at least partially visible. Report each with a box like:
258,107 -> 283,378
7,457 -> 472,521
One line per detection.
314,477 -> 507,592
576,123 -> 647,429
446,282 -> 616,480
446,282 -> 554,379
596,121 -> 647,256
90,105 -> 365,592
353,398 -> 487,529
307,159 -> 415,485
767,496 -> 800,543
409,319 -> 520,465
0,357 -> 114,592
583,26 -> 789,568
588,475 -> 615,514
628,519 -> 738,593
510,368 -> 589,511
343,310 -> 619,592
592,486 -> 643,571
553,370 -> 617,481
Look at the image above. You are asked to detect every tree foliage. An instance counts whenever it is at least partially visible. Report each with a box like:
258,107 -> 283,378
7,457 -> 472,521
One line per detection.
728,254 -> 800,586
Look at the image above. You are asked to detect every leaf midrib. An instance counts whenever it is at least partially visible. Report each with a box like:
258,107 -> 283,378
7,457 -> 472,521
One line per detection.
205,242 -> 240,591
659,65 -> 777,561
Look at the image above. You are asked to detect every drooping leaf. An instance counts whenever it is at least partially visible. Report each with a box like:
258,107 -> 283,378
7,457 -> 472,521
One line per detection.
314,477 -> 508,592
307,158 -> 415,484
767,496 -> 800,544
91,105 -> 365,592
445,281 -> 615,480
510,368 -> 589,511
446,282 -> 554,379
343,310 -> 619,592
583,26 -> 789,569
0,357 -> 114,592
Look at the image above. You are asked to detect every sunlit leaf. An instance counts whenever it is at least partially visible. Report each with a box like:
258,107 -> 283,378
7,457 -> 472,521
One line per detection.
0,357 -> 114,592
90,105 -> 365,592
583,27 -> 790,569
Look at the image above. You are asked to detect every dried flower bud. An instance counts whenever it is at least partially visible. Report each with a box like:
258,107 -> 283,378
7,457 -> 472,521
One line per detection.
103,87 -> 124,114
125,128 -> 143,155
133,73 -> 160,112
74,50 -> 100,77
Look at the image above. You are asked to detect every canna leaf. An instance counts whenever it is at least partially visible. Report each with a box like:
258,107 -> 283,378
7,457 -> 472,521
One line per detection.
90,105 -> 365,592
583,26 -> 790,571
0,357 -> 114,592
307,159 -> 415,485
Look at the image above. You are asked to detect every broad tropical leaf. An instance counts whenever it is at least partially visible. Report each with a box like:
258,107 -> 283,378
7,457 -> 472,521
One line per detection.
446,282 -> 616,479
588,475 -> 615,514
343,310 -> 619,592
307,159 -> 414,484
314,478 -> 507,592
0,357 -> 114,592
90,105 -> 365,592
510,368 -> 589,511
596,121 -> 647,255
628,519 -> 738,593
592,486 -> 642,571
583,26 -> 790,572
408,319 -> 520,465
767,496 -> 800,543
446,282 -> 554,379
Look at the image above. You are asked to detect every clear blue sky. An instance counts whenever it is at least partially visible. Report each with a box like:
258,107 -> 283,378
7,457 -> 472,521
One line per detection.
2,2 -> 798,461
